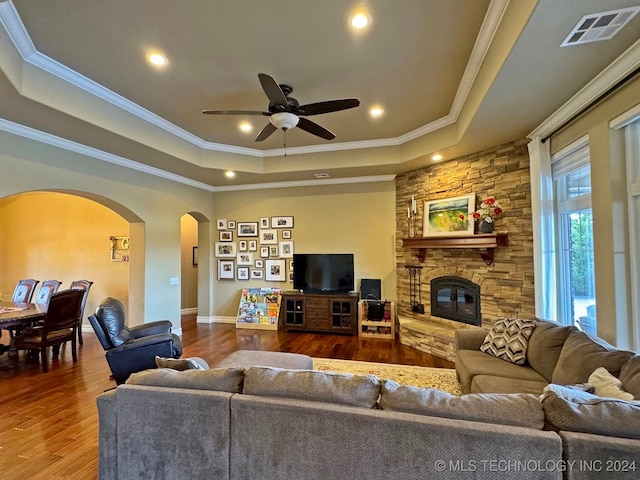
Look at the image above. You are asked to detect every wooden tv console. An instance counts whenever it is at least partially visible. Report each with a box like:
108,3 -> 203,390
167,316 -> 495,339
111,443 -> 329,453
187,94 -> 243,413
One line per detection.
281,291 -> 358,335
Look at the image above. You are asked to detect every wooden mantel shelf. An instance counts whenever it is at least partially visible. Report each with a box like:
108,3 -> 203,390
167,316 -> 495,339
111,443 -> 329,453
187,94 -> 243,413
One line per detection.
402,233 -> 508,265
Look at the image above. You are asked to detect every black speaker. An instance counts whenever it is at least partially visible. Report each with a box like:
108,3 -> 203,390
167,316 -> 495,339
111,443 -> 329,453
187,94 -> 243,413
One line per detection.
360,279 -> 381,300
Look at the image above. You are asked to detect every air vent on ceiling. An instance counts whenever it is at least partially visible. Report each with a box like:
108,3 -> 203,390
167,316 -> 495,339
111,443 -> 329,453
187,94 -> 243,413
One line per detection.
561,6 -> 640,47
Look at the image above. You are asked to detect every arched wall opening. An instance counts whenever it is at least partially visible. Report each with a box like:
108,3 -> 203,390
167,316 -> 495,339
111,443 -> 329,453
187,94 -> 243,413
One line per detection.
180,211 -> 212,322
0,190 -> 144,327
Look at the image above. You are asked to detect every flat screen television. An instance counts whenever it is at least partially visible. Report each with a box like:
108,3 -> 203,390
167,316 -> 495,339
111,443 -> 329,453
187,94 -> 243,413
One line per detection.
293,253 -> 354,294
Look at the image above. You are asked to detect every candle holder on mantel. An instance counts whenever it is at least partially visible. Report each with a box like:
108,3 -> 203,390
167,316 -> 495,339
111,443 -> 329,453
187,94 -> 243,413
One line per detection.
407,214 -> 420,237
407,196 -> 419,237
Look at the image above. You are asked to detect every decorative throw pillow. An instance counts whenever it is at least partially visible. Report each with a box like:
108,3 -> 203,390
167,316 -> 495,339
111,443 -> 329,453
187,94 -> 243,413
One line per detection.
480,317 -> 537,365
155,355 -> 209,371
588,367 -> 634,401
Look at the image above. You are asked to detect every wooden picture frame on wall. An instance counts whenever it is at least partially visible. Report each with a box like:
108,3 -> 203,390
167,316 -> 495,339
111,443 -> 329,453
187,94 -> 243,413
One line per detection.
423,194 -> 475,237
218,260 -> 235,280
237,266 -> 250,281
265,259 -> 286,281
237,222 -> 258,237
215,242 -> 236,258
271,216 -> 294,228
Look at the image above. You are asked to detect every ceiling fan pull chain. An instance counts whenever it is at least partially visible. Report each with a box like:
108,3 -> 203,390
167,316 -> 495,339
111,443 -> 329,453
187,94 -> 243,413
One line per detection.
284,129 -> 287,157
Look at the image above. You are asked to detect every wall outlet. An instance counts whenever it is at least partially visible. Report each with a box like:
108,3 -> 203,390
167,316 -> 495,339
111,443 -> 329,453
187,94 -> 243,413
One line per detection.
169,276 -> 180,285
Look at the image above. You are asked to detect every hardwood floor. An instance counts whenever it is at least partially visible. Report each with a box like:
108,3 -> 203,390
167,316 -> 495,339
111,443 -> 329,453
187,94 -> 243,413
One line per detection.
0,315 -> 452,479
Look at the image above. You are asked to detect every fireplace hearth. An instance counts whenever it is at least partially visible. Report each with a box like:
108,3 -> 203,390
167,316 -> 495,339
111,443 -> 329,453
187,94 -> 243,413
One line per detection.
430,276 -> 481,326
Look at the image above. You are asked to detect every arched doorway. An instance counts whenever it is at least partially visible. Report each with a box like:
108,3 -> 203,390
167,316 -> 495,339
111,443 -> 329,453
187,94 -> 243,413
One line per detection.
0,190 -> 144,326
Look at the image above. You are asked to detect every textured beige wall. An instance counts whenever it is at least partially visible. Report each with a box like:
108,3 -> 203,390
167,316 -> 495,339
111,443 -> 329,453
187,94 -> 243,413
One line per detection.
211,181 -> 396,319
0,192 -> 129,324
0,131 -> 215,327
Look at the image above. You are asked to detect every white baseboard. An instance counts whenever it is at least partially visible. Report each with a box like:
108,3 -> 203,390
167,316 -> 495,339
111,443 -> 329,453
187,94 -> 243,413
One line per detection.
181,307 -> 198,315
196,315 -> 236,324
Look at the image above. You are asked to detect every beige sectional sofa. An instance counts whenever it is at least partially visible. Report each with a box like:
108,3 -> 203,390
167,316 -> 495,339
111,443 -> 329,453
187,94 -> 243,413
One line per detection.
455,319 -> 640,480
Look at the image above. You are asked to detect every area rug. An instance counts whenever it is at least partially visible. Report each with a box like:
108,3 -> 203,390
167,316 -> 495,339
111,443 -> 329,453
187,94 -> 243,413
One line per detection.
312,358 -> 462,395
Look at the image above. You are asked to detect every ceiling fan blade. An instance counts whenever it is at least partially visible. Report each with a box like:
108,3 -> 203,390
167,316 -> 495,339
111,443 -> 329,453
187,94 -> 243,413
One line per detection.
297,117 -> 336,140
258,73 -> 288,109
202,110 -> 268,116
255,122 -> 278,142
296,98 -> 360,116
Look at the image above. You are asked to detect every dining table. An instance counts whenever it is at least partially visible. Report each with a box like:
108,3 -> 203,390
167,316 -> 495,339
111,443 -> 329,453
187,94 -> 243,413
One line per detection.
0,301 -> 47,355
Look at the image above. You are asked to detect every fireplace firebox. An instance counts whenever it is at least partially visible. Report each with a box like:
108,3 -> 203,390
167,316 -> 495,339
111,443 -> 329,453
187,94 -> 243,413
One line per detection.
430,276 -> 481,326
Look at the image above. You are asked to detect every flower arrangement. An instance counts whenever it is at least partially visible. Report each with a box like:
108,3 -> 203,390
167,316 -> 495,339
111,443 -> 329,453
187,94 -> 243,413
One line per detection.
473,197 -> 503,223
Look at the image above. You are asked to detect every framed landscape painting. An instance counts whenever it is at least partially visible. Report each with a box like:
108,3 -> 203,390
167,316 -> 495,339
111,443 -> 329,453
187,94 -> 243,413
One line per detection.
423,194 -> 475,237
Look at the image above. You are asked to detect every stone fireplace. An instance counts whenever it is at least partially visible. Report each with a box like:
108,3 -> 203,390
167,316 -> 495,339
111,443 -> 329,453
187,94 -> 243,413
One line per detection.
430,276 -> 481,326
394,139 -> 536,362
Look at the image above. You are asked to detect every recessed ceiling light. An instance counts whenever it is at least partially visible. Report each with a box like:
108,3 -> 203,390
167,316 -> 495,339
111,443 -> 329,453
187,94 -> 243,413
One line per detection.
239,121 -> 252,133
369,106 -> 384,118
349,9 -> 371,30
146,51 -> 168,68
432,154 -> 443,161
314,173 -> 330,179
225,171 -> 236,178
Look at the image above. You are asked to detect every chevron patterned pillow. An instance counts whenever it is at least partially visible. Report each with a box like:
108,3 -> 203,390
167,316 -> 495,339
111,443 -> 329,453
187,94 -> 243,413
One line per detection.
480,317 -> 537,365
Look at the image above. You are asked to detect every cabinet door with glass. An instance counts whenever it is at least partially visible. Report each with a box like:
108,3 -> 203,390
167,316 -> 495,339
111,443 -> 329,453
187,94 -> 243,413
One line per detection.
329,298 -> 355,332
284,297 -> 305,328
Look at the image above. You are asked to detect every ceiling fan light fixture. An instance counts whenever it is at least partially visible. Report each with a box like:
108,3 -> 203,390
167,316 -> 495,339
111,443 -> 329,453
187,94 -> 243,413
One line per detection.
270,112 -> 299,130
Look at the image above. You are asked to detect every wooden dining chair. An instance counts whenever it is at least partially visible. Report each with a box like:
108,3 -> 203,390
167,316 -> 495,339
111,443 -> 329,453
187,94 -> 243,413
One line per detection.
3,279 -> 41,342
34,279 -> 63,305
69,279 -> 93,345
13,289 -> 84,372
11,279 -> 40,303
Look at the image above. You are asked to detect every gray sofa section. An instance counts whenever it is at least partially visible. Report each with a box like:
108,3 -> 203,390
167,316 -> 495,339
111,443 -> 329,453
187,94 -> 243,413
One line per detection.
97,366 -> 563,480
455,320 -> 636,396
455,319 -> 640,479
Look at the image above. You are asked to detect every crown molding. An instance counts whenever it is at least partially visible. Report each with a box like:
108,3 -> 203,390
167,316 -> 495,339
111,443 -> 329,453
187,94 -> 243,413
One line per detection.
0,118 -> 217,191
0,0 -> 503,158
529,38 -> 640,140
211,174 -> 397,192
0,118 -> 396,192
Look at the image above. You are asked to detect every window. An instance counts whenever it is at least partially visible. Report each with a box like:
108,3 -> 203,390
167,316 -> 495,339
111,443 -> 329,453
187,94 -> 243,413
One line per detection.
621,115 -> 640,349
552,143 -> 596,333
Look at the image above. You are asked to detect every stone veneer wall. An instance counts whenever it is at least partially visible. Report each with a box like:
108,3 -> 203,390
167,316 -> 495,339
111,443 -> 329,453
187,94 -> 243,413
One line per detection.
396,139 -> 535,340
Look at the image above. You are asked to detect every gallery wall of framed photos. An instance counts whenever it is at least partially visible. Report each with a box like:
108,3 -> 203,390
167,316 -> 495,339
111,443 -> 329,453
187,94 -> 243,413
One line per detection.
215,215 -> 295,283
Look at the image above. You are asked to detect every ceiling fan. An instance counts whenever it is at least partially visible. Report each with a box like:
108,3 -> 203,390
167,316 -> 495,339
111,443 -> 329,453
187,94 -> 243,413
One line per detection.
202,73 -> 360,142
